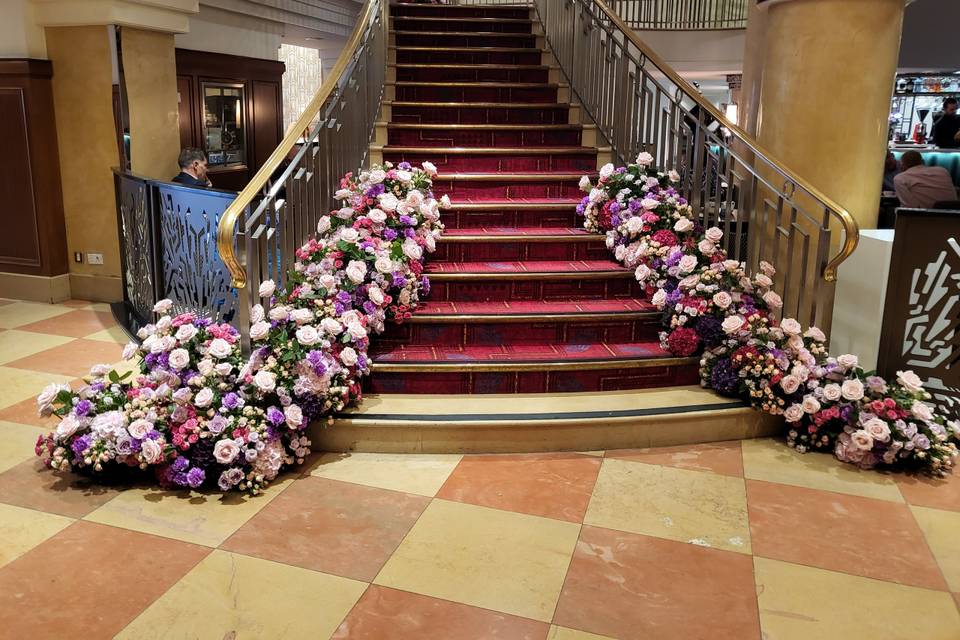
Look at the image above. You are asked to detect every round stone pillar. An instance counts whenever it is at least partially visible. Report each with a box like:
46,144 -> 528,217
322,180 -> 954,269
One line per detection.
755,0 -> 906,229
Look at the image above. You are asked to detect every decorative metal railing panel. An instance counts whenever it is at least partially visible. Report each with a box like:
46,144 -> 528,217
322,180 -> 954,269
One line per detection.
114,171 -> 157,323
216,0 -> 387,352
529,0 -> 857,333
607,0 -> 748,30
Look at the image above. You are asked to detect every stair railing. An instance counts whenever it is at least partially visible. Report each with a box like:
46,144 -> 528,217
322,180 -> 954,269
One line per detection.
215,0 -> 387,352
523,0 -> 857,334
606,0 -> 748,30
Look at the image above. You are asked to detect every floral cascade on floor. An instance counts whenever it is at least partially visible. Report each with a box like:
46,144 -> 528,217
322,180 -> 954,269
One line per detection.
578,155 -> 960,475
35,162 -> 447,494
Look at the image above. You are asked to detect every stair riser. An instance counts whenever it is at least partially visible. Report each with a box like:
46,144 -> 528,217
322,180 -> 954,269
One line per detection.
394,33 -> 537,48
365,365 -> 700,394
392,104 -> 569,125
391,5 -> 531,19
395,84 -> 557,103
395,49 -> 543,66
432,239 -> 608,262
444,208 -> 580,229
380,319 -> 661,347
427,277 -> 644,302
396,66 -> 550,83
432,178 -> 583,199
384,151 -> 595,173
392,19 -> 533,33
388,126 -> 582,147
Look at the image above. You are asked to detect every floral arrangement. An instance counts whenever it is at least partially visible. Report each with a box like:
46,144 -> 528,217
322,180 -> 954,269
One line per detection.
579,155 -> 960,475
35,162 -> 447,493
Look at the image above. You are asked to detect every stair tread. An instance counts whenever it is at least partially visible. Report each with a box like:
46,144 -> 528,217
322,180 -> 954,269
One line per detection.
392,16 -> 532,23
369,341 -> 677,364
386,146 -> 593,154
391,101 -> 566,108
443,227 -> 598,239
388,123 -> 581,129
393,63 -> 550,69
437,172 -> 588,179
413,299 -> 655,316
392,30 -> 536,36
449,198 -> 581,209
393,81 -> 558,88
392,46 -> 541,52
426,259 -> 627,275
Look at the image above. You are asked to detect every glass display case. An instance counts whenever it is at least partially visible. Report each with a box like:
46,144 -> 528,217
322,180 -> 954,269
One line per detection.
202,82 -> 246,167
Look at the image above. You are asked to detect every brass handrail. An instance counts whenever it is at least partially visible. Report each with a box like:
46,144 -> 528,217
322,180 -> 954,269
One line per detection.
590,0 -> 859,282
215,0 -> 378,289
607,0 -> 748,30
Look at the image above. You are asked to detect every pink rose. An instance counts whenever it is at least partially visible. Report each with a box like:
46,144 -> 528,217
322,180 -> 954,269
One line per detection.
780,375 -> 801,395
837,354 -> 858,370
712,291 -> 733,309
213,439 -> 241,464
704,227 -> 723,243
896,370 -> 924,394
851,429 -> 875,451
822,384 -> 842,402
801,395 -> 821,414
780,318 -> 802,335
862,418 -> 891,443
841,379 -> 864,401
783,404 -> 804,423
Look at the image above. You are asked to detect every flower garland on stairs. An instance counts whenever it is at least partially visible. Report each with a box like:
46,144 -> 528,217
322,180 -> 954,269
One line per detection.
35,162 -> 447,494
578,155 -> 959,474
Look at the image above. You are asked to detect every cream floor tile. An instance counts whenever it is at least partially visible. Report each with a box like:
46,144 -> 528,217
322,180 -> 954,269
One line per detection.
0,502 -> 73,568
108,357 -> 141,380
754,557 -> 960,640
548,626 -> 615,640
0,421 -> 45,473
0,367 -> 74,410
0,331 -> 74,365
84,326 -> 130,344
308,452 -> 462,497
741,438 -> 904,502
912,506 -> 960,592
116,550 -> 367,640
584,458 -> 751,553
0,302 -> 74,329
374,499 -> 580,622
86,303 -> 113,313
83,478 -> 293,547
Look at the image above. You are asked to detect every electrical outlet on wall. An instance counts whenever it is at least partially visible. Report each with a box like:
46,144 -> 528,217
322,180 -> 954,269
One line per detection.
87,253 -> 104,265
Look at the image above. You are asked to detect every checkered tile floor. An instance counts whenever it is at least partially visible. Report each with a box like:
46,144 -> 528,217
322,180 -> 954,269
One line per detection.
0,298 -> 959,639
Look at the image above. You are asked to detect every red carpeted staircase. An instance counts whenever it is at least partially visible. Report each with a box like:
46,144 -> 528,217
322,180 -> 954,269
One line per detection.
367,2 -> 700,394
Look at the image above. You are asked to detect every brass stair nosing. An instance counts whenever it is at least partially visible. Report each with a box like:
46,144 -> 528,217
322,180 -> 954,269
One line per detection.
391,63 -> 551,70
384,146 -> 594,155
426,269 -> 631,281
448,201 -> 580,210
390,46 -> 541,53
405,311 -> 658,323
391,30 -> 537,37
440,232 -> 603,242
369,356 -> 697,373
392,81 -> 559,89
386,123 -> 580,130
391,101 -> 566,108
391,16 -> 533,23
434,172 -> 591,180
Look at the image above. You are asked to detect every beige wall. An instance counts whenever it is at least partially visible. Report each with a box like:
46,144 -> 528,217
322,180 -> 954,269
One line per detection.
46,25 -> 122,299
174,5 -> 280,60
122,27 -> 180,179
0,0 -> 47,58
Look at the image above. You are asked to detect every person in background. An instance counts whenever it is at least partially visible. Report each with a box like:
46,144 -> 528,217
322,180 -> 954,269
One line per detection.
930,97 -> 960,149
882,151 -> 900,192
172,148 -> 212,187
893,150 -> 958,208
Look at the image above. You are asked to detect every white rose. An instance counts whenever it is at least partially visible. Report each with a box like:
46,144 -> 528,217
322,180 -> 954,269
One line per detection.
172,325 -> 196,343
259,280 -> 276,298
269,305 -> 290,322
321,318 -> 343,335
346,322 -> 368,341
626,217 -> 643,234
440,194 -> 452,209
599,163 -> 615,179
822,383 -> 842,402
635,151 -> 654,167
368,169 -> 386,184
296,325 -> 320,346
673,217 -> 694,233
284,404 -> 304,428
215,363 -> 232,376
213,439 -> 241,464
896,370 -> 924,393
762,291 -> 783,309
367,208 -> 387,224
641,197 -> 660,210
197,359 -> 215,376
316,216 -> 331,234
836,354 -> 858,370
340,228 -> 360,244
168,348 -> 191,370
375,255 -> 393,273
249,321 -> 270,341
379,193 -> 399,212
140,439 -> 163,464
368,286 -> 385,305
579,175 -> 592,192
652,289 -> 667,308
635,264 -> 652,282
193,387 -> 214,408
677,254 -> 698,274
780,318 -> 802,335
288,308 -> 311,325
754,274 -> 773,288
704,227 -> 723,242
156,316 -> 172,332
712,291 -> 733,309
783,404 -> 804,423
346,260 -> 368,284
841,379 -> 864,401
207,338 -> 232,360
402,240 -> 423,260
153,299 -> 173,314
851,430 -> 875,451
254,370 -> 276,393
668,170 -> 680,182
801,395 -> 821,414
56,415 -> 82,440
340,347 -> 358,367
862,417 -> 891,443
780,375 -> 801,395
698,239 -> 716,255
336,206 -> 355,220
911,401 -> 934,422
122,341 -> 138,360
421,161 -> 437,176
803,326 -> 826,342
396,169 -> 413,183
722,315 -> 745,334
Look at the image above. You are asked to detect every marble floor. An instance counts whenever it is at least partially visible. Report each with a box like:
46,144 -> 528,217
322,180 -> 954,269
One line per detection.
0,298 -> 959,639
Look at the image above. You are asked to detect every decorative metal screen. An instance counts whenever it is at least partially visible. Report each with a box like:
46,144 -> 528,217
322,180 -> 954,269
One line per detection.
114,171 -> 157,322
879,209 -> 960,418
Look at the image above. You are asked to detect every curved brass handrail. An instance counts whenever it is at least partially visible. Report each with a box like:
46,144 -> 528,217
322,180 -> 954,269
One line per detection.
215,0 -> 377,289
588,0 -> 860,281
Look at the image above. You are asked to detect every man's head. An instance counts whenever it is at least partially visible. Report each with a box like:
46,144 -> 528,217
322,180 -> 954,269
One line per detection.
178,148 -> 208,181
900,150 -> 925,171
885,151 -> 898,172
944,97 -> 958,117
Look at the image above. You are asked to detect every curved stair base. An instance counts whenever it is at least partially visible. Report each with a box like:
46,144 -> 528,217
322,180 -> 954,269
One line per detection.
314,386 -> 782,454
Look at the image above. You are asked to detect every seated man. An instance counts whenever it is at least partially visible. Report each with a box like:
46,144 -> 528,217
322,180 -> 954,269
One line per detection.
172,148 -> 212,187
893,150 -> 958,209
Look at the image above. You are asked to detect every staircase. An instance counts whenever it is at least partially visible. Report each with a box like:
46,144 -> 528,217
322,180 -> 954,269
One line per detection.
365,2 -> 700,395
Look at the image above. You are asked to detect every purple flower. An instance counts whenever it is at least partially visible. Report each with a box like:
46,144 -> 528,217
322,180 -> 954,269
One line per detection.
221,392 -> 242,410
336,291 -> 352,304
362,301 -> 377,315
71,435 -> 91,456
208,414 -> 228,434
710,357 -> 740,396
397,161 -> 412,170
384,228 -> 398,241
914,433 -> 931,450
74,399 -> 92,417
186,467 -> 205,488
404,228 -> 416,239
399,215 -> 415,226
629,199 -> 643,213
694,315 -> 723,348
393,275 -> 407,289
266,406 -> 285,426
172,457 -> 189,472
366,183 -> 385,198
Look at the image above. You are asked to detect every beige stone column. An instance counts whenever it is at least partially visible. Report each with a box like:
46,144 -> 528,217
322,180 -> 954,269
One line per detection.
755,0 -> 906,230
738,0 -> 768,137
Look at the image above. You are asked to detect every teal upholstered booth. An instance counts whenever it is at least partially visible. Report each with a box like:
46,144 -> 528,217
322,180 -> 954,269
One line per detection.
891,149 -> 960,185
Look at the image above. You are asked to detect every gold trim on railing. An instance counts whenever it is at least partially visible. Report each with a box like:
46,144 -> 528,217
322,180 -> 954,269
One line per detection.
215,0 -> 379,289
588,0 -> 859,281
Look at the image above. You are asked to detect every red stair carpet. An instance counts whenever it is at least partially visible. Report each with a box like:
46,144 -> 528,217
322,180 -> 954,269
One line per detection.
369,2 -> 700,394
